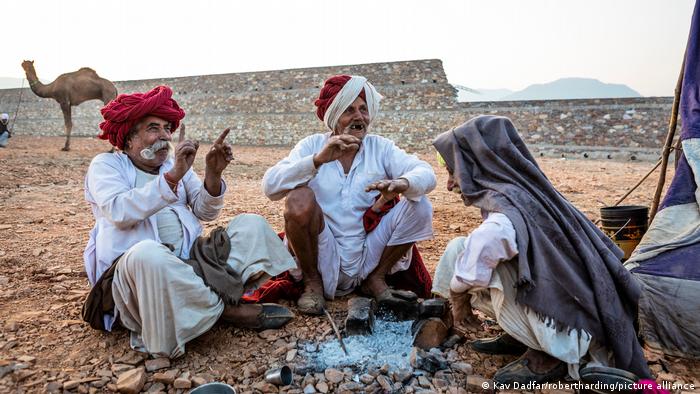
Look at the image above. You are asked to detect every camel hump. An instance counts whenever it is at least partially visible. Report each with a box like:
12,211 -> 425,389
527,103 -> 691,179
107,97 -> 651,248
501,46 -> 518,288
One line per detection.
78,67 -> 98,75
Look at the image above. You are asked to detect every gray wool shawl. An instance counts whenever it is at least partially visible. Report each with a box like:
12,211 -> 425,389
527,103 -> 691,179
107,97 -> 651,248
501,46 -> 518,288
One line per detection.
433,115 -> 650,378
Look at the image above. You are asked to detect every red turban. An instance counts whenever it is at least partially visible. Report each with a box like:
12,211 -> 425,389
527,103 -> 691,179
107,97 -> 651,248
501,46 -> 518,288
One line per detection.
98,85 -> 185,150
314,75 -> 366,122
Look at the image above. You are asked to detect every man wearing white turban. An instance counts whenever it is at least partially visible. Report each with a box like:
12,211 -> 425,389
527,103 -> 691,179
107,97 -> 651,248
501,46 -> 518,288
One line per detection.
263,75 -> 436,315
0,113 -> 11,147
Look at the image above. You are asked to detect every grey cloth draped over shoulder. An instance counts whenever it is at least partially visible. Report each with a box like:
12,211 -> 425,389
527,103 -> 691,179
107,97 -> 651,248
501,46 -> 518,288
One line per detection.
433,115 -> 649,378
184,226 -> 243,305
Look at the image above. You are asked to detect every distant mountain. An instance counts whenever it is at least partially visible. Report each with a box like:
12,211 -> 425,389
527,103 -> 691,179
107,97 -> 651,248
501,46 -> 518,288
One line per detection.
454,78 -> 641,102
503,78 -> 641,101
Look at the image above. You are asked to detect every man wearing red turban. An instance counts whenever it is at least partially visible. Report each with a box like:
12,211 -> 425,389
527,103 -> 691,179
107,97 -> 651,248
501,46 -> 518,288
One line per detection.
83,86 -> 297,358
263,75 -> 436,315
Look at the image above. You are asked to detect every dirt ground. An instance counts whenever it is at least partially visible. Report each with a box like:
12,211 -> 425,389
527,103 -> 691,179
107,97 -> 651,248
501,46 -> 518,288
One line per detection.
0,136 -> 698,393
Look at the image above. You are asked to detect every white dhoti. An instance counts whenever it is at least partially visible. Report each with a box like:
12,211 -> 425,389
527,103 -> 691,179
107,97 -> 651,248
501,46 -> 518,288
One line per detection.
289,196 -> 434,298
433,237 -> 611,380
111,214 -> 296,358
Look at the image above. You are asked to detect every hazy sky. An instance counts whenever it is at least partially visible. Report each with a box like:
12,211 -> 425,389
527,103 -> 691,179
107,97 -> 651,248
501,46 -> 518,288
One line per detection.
5,0 -> 694,96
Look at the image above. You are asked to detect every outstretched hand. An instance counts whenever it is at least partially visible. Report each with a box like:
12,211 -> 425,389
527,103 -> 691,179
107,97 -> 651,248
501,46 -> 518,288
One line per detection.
205,128 -> 234,176
365,178 -> 410,210
312,134 -> 361,167
171,123 -> 199,181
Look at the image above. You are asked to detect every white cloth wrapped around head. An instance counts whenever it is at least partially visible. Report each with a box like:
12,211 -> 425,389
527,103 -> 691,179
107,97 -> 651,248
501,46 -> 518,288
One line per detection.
314,75 -> 382,132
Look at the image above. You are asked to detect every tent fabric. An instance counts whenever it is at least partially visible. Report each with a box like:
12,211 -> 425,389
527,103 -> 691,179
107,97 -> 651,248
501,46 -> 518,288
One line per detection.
624,0 -> 700,359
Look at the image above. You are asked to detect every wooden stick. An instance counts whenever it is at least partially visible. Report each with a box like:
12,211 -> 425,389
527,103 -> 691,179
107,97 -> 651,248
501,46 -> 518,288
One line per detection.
612,158 -> 663,207
323,308 -> 348,355
650,52 -> 686,222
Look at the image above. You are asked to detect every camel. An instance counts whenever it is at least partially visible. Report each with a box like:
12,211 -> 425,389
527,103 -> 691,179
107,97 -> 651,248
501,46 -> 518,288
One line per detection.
21,60 -> 117,151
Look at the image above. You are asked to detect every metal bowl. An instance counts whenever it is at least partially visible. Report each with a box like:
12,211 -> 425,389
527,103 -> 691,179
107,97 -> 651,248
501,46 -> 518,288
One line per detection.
189,382 -> 237,394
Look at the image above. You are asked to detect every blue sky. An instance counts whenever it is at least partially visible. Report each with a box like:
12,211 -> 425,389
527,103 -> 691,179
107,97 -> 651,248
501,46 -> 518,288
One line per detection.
5,0 -> 694,96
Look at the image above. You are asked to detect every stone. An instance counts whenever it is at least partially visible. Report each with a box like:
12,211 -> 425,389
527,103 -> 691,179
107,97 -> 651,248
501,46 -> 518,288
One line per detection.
392,368 -> 413,384
146,382 -> 166,392
409,347 -> 448,373
64,380 -> 81,390
259,329 -> 279,340
377,375 -> 393,391
412,317 -> 449,350
337,382 -> 364,392
145,357 -> 170,372
285,349 -> 297,362
324,368 -> 344,384
345,297 -> 375,336
173,377 -> 192,389
252,381 -> 277,392
466,375 -> 494,393
418,298 -> 447,318
418,375 -> 432,388
96,369 -> 112,378
433,377 -> 449,388
303,384 -> 316,394
359,373 -> 374,384
16,355 -> 36,363
111,364 -> 133,375
45,381 -> 62,392
153,370 -> 178,385
315,381 -> 329,393
451,362 -> 473,375
302,373 -> 316,387
115,352 -> 145,365
192,376 -> 207,387
116,367 -> 146,394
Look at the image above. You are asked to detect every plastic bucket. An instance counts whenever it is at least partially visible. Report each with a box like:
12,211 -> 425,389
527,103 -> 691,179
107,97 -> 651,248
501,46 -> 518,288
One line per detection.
600,205 -> 648,260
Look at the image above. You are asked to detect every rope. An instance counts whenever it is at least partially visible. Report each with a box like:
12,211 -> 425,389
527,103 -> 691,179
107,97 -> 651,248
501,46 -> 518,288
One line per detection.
10,79 -> 25,133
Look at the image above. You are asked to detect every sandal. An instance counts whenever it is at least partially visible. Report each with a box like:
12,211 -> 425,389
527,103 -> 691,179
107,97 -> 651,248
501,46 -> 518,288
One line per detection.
470,333 -> 528,355
494,356 -> 568,385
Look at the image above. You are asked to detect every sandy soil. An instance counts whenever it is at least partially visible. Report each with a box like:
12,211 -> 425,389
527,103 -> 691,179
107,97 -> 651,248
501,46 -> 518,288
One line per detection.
0,136 -> 697,393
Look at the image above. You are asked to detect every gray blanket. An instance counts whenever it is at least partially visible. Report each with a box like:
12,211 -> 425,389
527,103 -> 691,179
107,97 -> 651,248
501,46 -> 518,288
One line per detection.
185,226 -> 244,305
433,115 -> 650,378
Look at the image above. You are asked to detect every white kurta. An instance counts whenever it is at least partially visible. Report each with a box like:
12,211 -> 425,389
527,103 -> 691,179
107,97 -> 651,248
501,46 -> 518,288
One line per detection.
84,152 -> 226,329
262,133 -> 436,295
432,212 -> 609,380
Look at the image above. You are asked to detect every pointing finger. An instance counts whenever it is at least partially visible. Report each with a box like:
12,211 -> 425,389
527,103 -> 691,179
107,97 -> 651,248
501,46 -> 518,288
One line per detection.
178,123 -> 186,143
214,128 -> 231,145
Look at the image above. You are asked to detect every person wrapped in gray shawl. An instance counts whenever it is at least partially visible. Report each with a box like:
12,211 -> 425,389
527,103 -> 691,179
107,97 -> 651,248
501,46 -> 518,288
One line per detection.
432,115 -> 650,378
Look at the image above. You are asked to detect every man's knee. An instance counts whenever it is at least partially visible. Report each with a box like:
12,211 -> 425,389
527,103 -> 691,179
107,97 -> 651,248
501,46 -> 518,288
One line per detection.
122,240 -> 174,273
229,213 -> 270,229
284,187 -> 318,225
445,236 -> 467,256
403,196 -> 433,224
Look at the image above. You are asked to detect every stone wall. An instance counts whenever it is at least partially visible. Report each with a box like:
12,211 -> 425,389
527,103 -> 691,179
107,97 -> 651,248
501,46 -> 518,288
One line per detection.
0,59 -> 673,160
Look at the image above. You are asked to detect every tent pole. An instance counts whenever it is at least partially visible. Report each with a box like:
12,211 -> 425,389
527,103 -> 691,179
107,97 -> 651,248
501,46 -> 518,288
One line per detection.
650,54 -> 686,222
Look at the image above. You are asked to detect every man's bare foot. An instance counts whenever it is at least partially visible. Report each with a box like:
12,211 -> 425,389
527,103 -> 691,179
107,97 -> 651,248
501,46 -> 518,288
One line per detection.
361,274 -> 389,298
449,289 -> 481,333
297,280 -> 325,315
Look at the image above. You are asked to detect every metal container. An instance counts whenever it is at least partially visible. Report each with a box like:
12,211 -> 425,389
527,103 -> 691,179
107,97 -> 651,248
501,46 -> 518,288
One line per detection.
264,365 -> 292,386
189,382 -> 237,394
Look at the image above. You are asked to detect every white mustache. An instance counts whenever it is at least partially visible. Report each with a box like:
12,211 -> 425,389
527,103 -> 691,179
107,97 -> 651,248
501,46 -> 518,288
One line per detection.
140,140 -> 172,160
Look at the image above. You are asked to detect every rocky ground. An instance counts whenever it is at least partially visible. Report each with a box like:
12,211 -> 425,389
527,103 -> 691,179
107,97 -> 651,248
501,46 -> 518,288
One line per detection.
0,136 -> 698,393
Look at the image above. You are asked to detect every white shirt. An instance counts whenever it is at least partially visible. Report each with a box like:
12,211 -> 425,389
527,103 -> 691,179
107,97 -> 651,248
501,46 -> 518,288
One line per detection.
83,152 -> 226,287
262,133 -> 436,269
134,168 -> 185,256
450,212 -> 519,291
